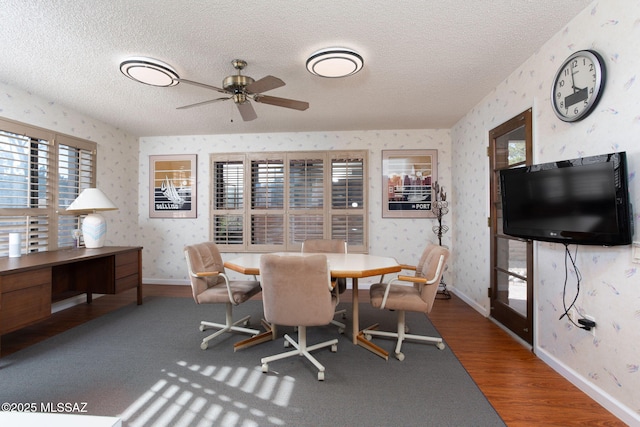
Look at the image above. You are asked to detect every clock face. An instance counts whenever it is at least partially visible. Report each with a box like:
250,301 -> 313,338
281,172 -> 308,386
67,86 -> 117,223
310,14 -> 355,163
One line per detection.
551,50 -> 606,122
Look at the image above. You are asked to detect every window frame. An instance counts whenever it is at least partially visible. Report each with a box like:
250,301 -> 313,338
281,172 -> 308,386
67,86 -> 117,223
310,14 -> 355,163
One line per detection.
210,150 -> 368,253
0,117 -> 96,255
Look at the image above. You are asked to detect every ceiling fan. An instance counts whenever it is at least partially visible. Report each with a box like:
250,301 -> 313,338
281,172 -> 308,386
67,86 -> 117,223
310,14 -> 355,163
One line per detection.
175,59 -> 309,121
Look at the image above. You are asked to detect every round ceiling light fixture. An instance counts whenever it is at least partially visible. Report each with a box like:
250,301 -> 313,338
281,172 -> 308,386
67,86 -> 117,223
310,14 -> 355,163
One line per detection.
306,47 -> 364,78
119,57 -> 179,87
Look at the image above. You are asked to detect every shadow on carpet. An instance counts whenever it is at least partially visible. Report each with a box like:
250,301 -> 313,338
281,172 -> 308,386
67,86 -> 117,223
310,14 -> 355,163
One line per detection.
0,296 -> 505,427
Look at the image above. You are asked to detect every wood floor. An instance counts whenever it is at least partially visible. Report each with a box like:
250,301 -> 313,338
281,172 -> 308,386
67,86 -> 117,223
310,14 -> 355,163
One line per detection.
0,285 -> 625,426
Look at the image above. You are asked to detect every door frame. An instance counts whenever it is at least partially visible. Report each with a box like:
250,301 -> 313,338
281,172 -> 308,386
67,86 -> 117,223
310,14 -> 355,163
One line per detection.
489,109 -> 534,345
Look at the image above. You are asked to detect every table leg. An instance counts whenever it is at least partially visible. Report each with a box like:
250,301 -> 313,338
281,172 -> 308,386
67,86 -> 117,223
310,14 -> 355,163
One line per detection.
352,277 -> 390,360
351,278 -> 359,344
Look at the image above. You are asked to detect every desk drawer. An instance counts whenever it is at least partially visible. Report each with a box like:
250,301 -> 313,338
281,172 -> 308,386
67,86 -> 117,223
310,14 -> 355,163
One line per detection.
114,252 -> 139,293
115,252 -> 138,279
1,268 -> 51,293
115,274 -> 138,293
0,283 -> 51,334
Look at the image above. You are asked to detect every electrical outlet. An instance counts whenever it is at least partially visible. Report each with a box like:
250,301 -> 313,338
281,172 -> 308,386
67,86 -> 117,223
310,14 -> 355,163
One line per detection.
584,315 -> 596,337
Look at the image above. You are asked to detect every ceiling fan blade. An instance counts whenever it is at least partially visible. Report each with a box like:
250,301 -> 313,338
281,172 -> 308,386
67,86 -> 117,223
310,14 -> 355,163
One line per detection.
176,97 -> 230,110
175,78 -> 229,94
237,101 -> 258,121
245,75 -> 285,94
254,95 -> 309,111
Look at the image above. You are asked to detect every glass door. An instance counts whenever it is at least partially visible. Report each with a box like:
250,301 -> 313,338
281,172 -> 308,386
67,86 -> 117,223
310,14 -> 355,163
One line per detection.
489,110 -> 533,345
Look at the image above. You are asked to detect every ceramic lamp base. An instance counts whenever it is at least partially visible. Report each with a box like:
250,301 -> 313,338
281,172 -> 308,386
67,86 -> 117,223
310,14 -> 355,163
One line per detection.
82,213 -> 107,248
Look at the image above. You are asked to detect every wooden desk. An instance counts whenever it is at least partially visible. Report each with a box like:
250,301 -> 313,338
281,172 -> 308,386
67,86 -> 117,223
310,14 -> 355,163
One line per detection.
0,247 -> 142,356
225,253 -> 401,357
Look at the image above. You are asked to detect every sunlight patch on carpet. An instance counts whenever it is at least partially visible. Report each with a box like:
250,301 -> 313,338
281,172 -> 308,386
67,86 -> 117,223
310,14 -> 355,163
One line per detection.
119,360 -> 293,426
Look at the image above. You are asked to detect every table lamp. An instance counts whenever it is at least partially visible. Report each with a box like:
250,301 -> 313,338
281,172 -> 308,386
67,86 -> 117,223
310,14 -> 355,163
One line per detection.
66,188 -> 118,248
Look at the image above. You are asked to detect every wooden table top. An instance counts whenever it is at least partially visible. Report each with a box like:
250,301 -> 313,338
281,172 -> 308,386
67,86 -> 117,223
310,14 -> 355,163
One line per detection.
224,252 -> 401,278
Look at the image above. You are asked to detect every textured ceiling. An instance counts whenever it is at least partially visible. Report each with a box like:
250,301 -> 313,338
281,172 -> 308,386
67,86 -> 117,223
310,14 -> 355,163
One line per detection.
0,0 -> 591,137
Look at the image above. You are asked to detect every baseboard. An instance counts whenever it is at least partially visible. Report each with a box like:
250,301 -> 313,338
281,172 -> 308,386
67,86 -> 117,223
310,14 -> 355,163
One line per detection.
52,294 -> 104,313
536,347 -> 639,426
450,288 -> 489,317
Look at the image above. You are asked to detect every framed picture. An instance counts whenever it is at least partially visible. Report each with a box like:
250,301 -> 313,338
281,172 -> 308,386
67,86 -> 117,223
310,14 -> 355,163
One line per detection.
149,154 -> 197,218
382,149 -> 438,218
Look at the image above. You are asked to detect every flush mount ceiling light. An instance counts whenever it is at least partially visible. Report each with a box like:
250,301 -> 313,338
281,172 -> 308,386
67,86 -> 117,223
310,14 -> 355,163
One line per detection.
119,57 -> 179,87
306,48 -> 364,78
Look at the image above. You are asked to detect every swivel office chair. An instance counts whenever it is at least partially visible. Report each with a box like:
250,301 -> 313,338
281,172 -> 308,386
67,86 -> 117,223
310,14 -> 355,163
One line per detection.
301,239 -> 347,333
184,242 -> 263,351
362,243 -> 450,361
259,253 -> 339,381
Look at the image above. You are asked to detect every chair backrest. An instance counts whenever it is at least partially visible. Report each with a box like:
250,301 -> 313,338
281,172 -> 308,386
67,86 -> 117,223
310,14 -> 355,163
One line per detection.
184,242 -> 226,302
301,239 -> 347,254
260,254 -> 335,327
301,239 -> 348,293
417,244 -> 450,313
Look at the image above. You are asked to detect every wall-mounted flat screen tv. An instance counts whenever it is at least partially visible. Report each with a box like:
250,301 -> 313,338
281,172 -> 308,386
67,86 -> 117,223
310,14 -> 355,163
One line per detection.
499,152 -> 633,246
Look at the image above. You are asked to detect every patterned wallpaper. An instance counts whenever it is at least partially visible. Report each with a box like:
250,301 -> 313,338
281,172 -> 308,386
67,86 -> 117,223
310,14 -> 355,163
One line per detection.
2,0 -> 636,422
139,130 -> 452,285
0,82 -> 140,248
451,0 -> 639,422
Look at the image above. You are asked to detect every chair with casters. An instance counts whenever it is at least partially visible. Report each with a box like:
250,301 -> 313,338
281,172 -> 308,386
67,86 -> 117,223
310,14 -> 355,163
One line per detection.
362,244 -> 450,361
301,239 -> 347,333
259,253 -> 339,381
184,242 -> 266,351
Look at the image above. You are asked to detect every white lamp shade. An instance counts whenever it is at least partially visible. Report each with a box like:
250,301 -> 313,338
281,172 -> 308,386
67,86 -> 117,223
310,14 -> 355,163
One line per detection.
67,188 -> 118,212
67,188 -> 118,249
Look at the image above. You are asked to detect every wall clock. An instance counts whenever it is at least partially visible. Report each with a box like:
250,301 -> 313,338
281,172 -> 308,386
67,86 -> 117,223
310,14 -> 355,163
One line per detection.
551,49 -> 606,122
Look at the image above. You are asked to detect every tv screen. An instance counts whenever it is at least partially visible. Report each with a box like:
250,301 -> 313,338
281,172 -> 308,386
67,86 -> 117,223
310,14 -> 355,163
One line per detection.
499,152 -> 633,246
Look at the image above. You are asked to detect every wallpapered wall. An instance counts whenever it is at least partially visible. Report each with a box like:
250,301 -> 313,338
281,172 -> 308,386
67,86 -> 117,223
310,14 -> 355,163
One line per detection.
0,82 -> 140,247
451,0 -> 639,422
139,130 -> 452,285
2,0 -> 636,423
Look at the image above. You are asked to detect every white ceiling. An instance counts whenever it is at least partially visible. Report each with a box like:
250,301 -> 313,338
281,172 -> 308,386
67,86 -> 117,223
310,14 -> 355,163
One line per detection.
0,0 -> 591,137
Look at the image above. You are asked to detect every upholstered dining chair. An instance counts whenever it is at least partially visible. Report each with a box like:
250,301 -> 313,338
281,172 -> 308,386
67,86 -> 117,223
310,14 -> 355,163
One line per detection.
259,253 -> 339,381
184,242 -> 263,351
362,243 -> 450,361
301,239 -> 347,333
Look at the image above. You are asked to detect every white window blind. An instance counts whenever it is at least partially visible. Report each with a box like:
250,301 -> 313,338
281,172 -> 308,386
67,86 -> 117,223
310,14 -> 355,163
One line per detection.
212,156 -> 244,245
211,150 -> 367,252
57,137 -> 96,248
0,118 -> 96,256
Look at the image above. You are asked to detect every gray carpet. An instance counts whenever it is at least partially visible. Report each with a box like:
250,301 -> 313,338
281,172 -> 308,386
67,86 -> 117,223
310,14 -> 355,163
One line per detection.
0,297 -> 505,427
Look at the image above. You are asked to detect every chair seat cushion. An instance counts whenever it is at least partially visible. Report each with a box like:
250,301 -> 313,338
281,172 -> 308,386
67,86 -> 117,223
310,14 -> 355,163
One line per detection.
370,283 -> 428,313
196,280 -> 261,304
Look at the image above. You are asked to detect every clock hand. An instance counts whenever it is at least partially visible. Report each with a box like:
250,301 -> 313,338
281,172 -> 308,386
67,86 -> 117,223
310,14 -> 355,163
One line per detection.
570,63 -> 578,93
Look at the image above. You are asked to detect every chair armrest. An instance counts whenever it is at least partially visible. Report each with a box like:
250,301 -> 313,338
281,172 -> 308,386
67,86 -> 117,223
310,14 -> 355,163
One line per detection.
396,274 -> 426,284
193,271 -> 220,278
399,264 -> 417,271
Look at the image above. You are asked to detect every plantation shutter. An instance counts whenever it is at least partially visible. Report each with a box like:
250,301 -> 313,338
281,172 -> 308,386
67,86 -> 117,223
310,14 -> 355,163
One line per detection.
0,126 -> 53,254
212,156 -> 245,248
288,156 -> 324,244
249,156 -> 285,249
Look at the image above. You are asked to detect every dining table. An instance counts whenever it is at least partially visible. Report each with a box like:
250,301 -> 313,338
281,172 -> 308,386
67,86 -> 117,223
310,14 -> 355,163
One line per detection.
224,252 -> 401,358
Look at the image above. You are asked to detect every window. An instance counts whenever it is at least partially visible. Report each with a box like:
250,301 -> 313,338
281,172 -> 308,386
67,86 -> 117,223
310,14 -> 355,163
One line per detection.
0,118 -> 96,256
211,151 -> 367,252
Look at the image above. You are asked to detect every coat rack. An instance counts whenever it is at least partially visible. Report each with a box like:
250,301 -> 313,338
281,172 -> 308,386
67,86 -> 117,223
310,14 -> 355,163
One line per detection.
432,181 -> 450,299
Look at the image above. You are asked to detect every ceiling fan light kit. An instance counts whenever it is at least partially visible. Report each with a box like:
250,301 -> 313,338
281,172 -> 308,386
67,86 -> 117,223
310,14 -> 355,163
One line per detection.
119,57 -> 309,120
119,57 -> 179,87
306,47 -> 364,78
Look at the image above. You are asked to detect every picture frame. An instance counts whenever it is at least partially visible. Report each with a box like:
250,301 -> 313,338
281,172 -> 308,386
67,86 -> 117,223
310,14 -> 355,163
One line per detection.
382,149 -> 438,218
149,154 -> 197,218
